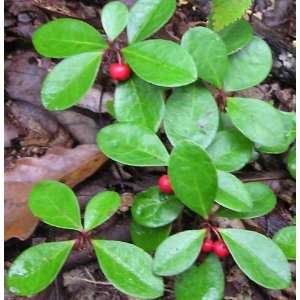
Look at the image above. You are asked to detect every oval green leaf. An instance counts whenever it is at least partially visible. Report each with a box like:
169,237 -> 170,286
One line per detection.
97,123 -> 169,166
175,254 -> 224,300
258,111 -> 296,154
207,129 -> 253,172
218,19 -> 253,55
115,76 -> 165,132
217,182 -> 276,219
169,141 -> 217,218
181,27 -> 228,88
92,240 -> 164,299
33,18 -> 107,58
220,229 -> 291,289
122,39 -> 197,87
273,226 -> 296,260
224,37 -> 272,91
153,230 -> 205,276
29,180 -> 82,230
42,52 -> 101,110
164,85 -> 219,148
227,98 -> 286,148
7,241 -> 74,296
131,186 -> 183,227
84,191 -> 121,231
127,0 -> 176,43
288,145 -> 296,179
216,171 -> 252,212
101,1 -> 128,41
130,221 -> 171,253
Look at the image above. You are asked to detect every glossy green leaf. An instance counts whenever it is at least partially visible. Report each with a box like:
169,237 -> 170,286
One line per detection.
164,85 -> 219,148
7,241 -> 74,296
127,0 -> 176,43
181,27 -> 228,88
29,180 -> 82,230
153,230 -> 205,276
216,171 -> 252,212
218,19 -> 253,54
273,226 -> 296,260
175,254 -> 224,300
169,141 -> 217,217
217,182 -> 276,219
207,129 -> 253,172
130,221 -> 171,253
114,76 -> 165,132
84,191 -> 121,231
92,240 -> 164,299
101,1 -> 128,41
33,18 -> 107,58
131,186 -> 183,227
212,0 -> 252,31
258,111 -> 296,153
288,145 -> 296,179
122,39 -> 197,87
227,98 -> 286,148
97,123 -> 169,166
224,37 -> 272,91
42,52 -> 101,110
220,229 -> 291,289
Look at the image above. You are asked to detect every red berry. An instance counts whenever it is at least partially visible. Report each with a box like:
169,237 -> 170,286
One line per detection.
213,240 -> 229,258
158,175 -> 173,193
202,238 -> 214,253
109,63 -> 131,81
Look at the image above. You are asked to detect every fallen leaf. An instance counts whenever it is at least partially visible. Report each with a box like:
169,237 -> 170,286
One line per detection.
5,145 -> 108,241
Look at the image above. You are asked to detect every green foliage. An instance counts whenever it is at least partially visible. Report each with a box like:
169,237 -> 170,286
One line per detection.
42,52 -> 102,110
114,76 -> 165,132
168,141 -> 217,218
29,180 -> 82,230
130,221 -> 171,253
273,226 -> 296,260
207,129 -> 253,172
220,229 -> 291,289
217,182 -> 276,219
84,191 -> 121,231
127,0 -> 176,43
101,1 -> 129,41
212,0 -> 253,31
218,19 -> 253,54
92,240 -> 164,299
122,39 -> 197,87
97,123 -> 169,166
216,171 -> 253,212
224,37 -> 272,91
131,186 -> 183,227
7,241 -> 74,296
181,27 -> 228,88
288,145 -> 296,179
175,254 -> 224,300
32,18 -> 107,58
153,230 -> 205,276
164,85 -> 219,148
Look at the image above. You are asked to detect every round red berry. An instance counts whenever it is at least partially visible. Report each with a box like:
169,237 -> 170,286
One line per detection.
213,240 -> 229,258
109,63 -> 131,81
202,238 -> 214,253
158,175 -> 173,193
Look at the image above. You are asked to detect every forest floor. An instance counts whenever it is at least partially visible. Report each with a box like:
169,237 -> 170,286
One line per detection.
4,0 -> 296,299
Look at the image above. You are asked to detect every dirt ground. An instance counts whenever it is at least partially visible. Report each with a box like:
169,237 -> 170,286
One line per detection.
4,0 -> 296,299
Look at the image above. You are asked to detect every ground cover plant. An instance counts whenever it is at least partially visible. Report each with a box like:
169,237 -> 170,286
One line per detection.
5,0 -> 296,299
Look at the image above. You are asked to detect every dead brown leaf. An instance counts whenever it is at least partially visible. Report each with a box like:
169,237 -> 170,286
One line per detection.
5,145 -> 108,241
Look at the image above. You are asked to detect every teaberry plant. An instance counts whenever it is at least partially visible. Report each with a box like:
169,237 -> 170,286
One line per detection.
6,180 -> 164,299
8,0 -> 295,299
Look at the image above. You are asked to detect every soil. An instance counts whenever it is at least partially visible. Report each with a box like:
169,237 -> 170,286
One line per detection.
4,0 -> 296,299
